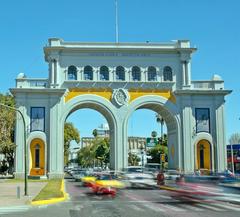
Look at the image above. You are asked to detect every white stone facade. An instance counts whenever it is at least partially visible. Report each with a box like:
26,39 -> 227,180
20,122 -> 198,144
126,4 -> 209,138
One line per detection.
10,38 -> 231,178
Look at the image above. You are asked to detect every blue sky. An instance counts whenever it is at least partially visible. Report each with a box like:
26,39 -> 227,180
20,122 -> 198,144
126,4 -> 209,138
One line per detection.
0,0 -> 239,140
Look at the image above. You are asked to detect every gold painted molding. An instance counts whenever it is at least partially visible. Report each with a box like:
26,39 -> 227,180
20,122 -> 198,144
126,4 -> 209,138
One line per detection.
128,89 -> 176,103
65,88 -> 112,102
65,88 -> 176,104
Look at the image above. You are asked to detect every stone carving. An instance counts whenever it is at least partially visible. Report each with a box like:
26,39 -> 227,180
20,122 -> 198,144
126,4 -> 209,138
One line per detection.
112,88 -> 130,107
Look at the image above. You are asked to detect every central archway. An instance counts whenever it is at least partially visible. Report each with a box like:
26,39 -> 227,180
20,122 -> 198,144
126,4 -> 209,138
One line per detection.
60,94 -> 121,170
124,95 -> 181,170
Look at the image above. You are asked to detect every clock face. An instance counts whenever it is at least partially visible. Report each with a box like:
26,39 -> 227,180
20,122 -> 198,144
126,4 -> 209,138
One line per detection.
31,107 -> 45,132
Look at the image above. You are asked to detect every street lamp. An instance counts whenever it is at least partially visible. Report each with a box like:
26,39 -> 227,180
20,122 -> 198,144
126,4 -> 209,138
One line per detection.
156,113 -> 165,171
0,103 -> 28,196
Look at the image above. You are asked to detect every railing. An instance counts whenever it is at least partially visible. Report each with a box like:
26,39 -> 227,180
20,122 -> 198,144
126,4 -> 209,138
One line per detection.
62,80 -> 175,90
16,78 -> 49,88
191,80 -> 224,90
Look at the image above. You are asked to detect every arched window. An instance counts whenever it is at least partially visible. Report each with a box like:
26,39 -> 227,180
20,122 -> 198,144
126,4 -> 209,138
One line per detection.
35,144 -> 40,168
132,66 -> 141,81
100,66 -> 109,81
163,66 -> 173,81
148,66 -> 157,81
67,65 -> 77,80
84,66 -> 93,80
116,66 -> 125,81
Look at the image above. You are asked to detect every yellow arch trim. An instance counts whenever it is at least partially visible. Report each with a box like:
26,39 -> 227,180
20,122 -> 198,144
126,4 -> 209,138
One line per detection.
64,88 -> 176,104
65,88 -> 112,103
128,89 -> 176,103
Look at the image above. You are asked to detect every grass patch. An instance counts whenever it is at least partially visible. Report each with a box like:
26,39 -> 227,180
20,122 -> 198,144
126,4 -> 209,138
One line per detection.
32,179 -> 64,201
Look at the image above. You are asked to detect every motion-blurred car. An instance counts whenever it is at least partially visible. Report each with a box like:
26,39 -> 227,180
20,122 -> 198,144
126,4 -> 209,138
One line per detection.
90,173 -> 125,195
124,167 -> 156,187
164,170 -> 181,181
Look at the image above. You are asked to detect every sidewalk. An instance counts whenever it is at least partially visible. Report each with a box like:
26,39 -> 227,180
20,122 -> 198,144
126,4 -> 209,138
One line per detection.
219,181 -> 240,189
0,179 -> 47,207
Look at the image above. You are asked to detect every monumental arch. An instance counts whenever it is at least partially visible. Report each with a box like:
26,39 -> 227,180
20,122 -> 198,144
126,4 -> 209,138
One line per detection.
10,38 -> 231,179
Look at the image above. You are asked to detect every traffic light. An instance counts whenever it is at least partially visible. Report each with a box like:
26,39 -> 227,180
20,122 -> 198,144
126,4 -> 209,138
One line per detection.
161,154 -> 165,162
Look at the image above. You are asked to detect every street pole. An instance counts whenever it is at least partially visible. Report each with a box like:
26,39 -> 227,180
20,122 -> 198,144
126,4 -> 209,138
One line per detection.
231,143 -> 235,175
161,120 -> 164,171
0,103 -> 28,196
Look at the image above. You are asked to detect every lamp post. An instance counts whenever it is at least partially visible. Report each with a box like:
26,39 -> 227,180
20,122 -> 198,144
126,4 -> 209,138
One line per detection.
0,103 -> 28,196
156,113 -> 164,171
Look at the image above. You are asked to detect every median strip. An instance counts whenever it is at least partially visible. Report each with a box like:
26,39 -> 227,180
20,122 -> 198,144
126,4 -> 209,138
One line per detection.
31,179 -> 68,206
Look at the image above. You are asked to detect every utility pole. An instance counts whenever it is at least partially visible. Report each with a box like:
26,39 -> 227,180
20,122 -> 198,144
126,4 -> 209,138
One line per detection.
115,0 -> 119,43
0,103 -> 28,196
156,113 -> 164,171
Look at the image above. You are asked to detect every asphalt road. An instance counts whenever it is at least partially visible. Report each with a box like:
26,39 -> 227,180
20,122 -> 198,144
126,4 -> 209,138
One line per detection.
1,179 -> 240,217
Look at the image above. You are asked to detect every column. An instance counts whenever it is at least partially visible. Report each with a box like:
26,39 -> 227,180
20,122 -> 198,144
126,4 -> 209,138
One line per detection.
53,59 -> 57,86
186,61 -> 191,86
49,59 -> 55,87
182,61 -> 186,87
109,118 -> 128,170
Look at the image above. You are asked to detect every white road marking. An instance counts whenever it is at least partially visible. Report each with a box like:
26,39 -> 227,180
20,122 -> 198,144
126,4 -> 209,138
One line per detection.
179,204 -> 204,211
213,203 -> 240,211
141,203 -> 166,212
128,204 -> 145,212
196,203 -> 224,211
161,204 -> 185,212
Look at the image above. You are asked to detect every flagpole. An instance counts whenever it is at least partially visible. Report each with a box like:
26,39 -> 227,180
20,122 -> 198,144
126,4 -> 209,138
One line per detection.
115,0 -> 119,43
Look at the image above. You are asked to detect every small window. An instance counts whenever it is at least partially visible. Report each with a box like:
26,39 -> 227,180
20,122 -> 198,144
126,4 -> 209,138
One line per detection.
84,66 -> 93,80
100,66 -> 109,81
132,66 -> 141,81
163,66 -> 173,81
195,108 -> 210,133
35,144 -> 40,168
116,66 -> 125,81
148,66 -> 157,81
30,107 -> 45,132
68,65 -> 77,80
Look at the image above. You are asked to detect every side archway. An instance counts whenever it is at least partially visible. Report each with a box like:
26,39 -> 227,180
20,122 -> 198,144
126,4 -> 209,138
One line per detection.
123,95 -> 181,170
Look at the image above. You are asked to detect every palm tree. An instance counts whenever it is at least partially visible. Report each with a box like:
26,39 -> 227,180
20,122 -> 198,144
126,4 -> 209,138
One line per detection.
151,131 -> 157,138
156,113 -> 164,142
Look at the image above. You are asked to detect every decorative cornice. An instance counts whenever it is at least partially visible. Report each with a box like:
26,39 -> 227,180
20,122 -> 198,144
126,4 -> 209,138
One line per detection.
174,89 -> 232,96
10,88 -> 66,95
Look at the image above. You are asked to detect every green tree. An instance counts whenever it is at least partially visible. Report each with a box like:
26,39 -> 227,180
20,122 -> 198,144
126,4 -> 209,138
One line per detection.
128,152 -> 140,166
95,138 -> 110,167
147,144 -> 168,164
92,129 -> 98,137
229,133 -> 240,144
64,122 -> 80,165
151,131 -> 157,138
77,137 -> 110,168
0,93 -> 16,171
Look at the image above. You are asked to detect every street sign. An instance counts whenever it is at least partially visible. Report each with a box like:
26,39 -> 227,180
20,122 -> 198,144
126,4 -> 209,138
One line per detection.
146,138 -> 158,147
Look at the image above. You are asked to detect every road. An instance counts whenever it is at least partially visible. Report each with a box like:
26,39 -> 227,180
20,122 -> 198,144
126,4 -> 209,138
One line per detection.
1,179 -> 240,217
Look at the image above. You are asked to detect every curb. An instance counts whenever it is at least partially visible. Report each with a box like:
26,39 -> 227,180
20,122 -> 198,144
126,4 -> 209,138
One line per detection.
219,183 -> 240,190
31,179 -> 69,206
0,205 -> 30,214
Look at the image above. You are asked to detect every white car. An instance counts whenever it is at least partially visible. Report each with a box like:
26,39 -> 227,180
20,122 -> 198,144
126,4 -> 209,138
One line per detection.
125,172 -> 156,188
164,170 -> 181,181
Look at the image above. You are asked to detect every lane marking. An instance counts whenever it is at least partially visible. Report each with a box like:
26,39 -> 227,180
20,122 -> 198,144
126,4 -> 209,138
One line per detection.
128,204 -> 145,212
161,204 -> 185,212
196,203 -> 224,211
178,204 -> 204,211
213,203 -> 240,211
